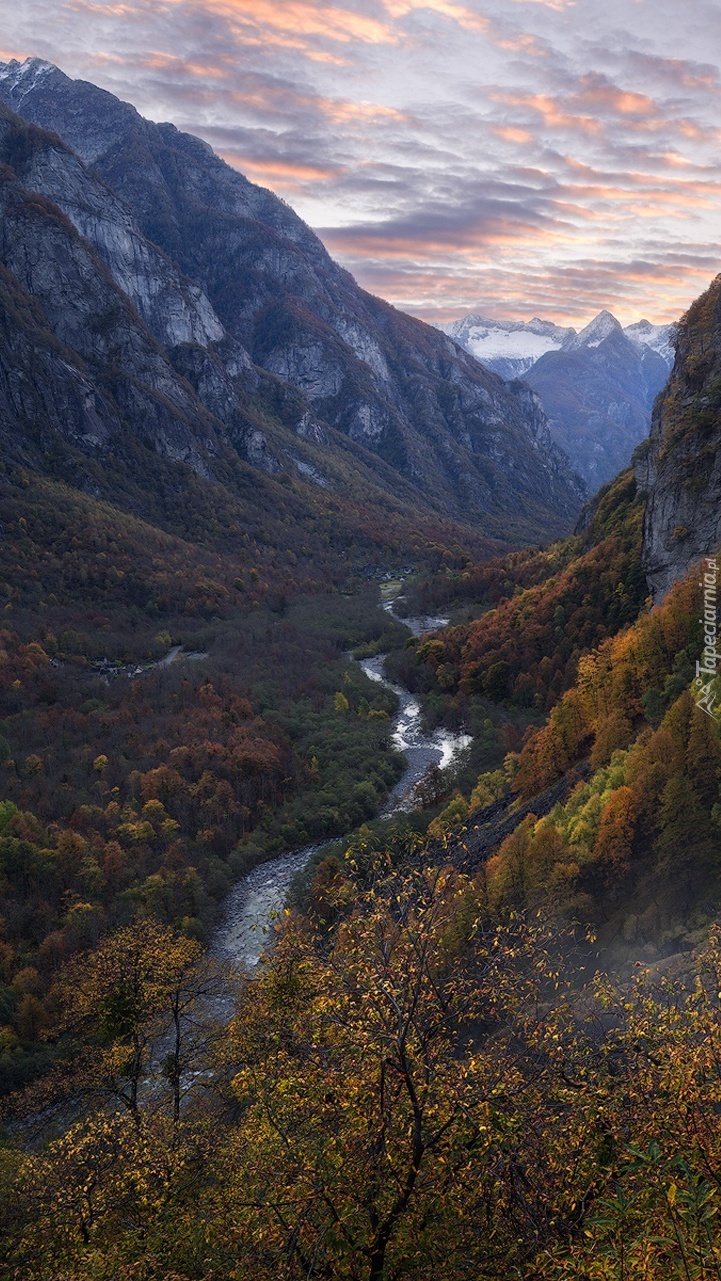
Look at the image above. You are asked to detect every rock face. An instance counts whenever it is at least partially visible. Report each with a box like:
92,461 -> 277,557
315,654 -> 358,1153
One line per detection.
636,275 -> 721,599
0,58 -> 585,541
0,103 -> 230,476
446,308 -> 675,492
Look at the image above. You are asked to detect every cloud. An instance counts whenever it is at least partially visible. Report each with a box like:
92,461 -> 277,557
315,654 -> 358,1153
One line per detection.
622,51 -> 721,95
171,0 -> 396,47
2,0 -> 721,327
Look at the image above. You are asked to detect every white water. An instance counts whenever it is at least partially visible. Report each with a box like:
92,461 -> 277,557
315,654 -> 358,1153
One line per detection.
214,603 -> 471,969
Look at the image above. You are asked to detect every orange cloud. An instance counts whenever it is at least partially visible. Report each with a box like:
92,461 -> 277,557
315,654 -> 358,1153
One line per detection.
382,0 -> 493,35
214,27 -> 350,60
628,53 -> 720,95
659,152 -> 691,169
181,0 -> 395,45
223,79 -> 406,129
69,0 -> 136,14
219,152 -> 342,191
574,78 -> 656,117
508,0 -> 574,8
491,90 -> 603,135
322,221 -> 565,263
492,126 -> 534,144
321,100 -> 408,125
382,0 -> 547,54
676,119 -> 721,143
140,52 -> 230,78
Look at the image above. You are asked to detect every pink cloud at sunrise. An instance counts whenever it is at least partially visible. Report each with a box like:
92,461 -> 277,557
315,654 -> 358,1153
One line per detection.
3,0 -> 721,328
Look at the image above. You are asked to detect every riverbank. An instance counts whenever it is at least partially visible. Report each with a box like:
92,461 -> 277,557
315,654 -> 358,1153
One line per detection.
214,600 -> 470,968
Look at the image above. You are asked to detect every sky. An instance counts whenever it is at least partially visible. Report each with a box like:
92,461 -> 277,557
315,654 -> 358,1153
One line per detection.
2,0 -> 721,327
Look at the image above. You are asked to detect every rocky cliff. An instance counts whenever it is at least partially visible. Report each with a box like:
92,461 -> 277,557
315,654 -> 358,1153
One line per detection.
0,57 -> 585,541
636,275 -> 721,599
0,102 -> 231,477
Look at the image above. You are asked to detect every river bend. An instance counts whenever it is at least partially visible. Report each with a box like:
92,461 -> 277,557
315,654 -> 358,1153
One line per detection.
214,606 -> 470,969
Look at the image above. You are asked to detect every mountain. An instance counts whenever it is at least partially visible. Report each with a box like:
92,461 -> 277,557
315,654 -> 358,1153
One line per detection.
2,61 -> 721,1275
444,308 -> 675,491
0,58 -> 585,541
562,309 -> 623,351
441,309 -> 676,382
524,312 -> 671,491
438,315 -> 574,381
636,272 -> 721,599
624,317 -> 677,365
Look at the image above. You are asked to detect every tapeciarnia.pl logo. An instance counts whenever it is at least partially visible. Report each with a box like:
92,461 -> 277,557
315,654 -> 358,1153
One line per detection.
696,556 -> 720,719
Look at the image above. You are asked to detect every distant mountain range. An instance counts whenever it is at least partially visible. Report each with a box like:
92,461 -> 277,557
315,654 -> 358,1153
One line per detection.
0,57 -> 585,546
442,310 -> 676,490
441,311 -> 676,380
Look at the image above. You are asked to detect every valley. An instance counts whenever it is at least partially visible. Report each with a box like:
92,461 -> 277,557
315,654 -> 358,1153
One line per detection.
0,50 -> 720,1281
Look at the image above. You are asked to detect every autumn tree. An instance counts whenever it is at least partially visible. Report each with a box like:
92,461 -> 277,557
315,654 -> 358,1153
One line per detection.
217,860 -> 578,1280
46,919 -> 232,1124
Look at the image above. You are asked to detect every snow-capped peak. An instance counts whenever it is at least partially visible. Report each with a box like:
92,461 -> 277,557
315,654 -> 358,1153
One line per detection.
624,319 -> 677,368
441,306 -> 677,379
439,314 -> 575,380
0,58 -> 55,100
564,310 -> 623,351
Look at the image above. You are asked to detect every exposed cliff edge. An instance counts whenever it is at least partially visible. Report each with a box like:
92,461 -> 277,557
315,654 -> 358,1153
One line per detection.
636,275 -> 721,599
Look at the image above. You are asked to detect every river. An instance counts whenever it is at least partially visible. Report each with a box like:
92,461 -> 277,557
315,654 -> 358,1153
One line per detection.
214,602 -> 471,970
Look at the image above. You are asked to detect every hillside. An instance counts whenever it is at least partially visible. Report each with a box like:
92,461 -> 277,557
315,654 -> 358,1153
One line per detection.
404,469 -> 646,718
2,431 -> 720,1277
395,295 -> 721,955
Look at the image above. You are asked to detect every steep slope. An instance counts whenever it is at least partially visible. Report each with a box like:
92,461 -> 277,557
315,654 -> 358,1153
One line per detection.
637,274 -> 721,599
405,470 -> 716,953
474,562 -> 712,952
0,107 -> 227,478
2,102 -> 527,591
410,280 -> 721,950
525,311 -> 670,490
0,57 -> 584,539
409,469 -> 646,718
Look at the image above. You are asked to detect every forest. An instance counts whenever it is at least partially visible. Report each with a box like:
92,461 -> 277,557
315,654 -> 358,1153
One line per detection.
0,427 -> 720,1279
0,461 -> 448,1093
2,15 -> 721,1277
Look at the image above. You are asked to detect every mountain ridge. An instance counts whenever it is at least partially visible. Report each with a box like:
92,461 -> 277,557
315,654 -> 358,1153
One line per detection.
443,307 -> 675,489
0,57 -> 585,538
441,308 -> 677,377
